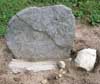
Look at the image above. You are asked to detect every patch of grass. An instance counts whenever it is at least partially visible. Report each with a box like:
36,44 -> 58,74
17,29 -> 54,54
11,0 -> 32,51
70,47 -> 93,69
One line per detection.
71,0 -> 100,25
0,0 -> 100,37
0,25 -> 6,37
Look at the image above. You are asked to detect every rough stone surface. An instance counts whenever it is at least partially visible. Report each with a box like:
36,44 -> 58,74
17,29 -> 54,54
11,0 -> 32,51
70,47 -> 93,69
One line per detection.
75,48 -> 97,71
6,5 -> 75,61
9,59 -> 57,73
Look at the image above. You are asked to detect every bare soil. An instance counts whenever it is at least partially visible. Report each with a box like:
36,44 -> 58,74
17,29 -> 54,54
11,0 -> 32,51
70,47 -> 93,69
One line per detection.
0,23 -> 100,84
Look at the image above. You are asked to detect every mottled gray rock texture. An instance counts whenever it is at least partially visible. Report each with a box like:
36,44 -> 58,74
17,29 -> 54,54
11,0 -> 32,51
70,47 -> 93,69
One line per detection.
6,5 -> 75,61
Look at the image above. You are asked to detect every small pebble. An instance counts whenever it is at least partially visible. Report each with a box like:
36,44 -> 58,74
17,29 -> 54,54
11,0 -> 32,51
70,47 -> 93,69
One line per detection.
59,68 -> 63,71
59,69 -> 66,74
62,70 -> 66,74
57,61 -> 66,69
41,79 -> 48,84
58,74 -> 63,78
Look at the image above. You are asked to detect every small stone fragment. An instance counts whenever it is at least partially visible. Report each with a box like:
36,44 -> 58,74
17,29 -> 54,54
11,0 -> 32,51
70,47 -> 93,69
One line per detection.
62,70 -> 66,74
59,69 -> 66,74
58,74 -> 63,78
74,48 -> 97,71
41,79 -> 48,84
57,61 -> 66,69
59,69 -> 63,72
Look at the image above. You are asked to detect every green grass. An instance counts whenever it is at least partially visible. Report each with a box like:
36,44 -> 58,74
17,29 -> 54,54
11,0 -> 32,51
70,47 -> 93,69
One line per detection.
0,0 -> 100,37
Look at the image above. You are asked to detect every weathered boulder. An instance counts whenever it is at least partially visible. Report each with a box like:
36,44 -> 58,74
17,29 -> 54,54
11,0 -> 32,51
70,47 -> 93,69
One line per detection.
6,5 -> 75,61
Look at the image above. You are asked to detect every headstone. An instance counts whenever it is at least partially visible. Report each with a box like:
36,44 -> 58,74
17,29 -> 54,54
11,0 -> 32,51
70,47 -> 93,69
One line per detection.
6,5 -> 75,61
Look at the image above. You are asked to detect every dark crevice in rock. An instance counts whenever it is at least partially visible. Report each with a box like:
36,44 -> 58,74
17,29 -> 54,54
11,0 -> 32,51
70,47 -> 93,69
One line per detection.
16,14 -> 66,49
5,44 -> 16,59
92,50 -> 100,72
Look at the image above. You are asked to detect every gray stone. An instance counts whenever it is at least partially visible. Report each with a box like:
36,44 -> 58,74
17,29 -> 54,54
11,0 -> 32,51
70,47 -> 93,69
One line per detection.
6,5 -> 75,61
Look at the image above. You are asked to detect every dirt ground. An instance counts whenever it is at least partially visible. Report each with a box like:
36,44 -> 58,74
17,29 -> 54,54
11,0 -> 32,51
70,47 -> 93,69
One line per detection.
0,23 -> 100,84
